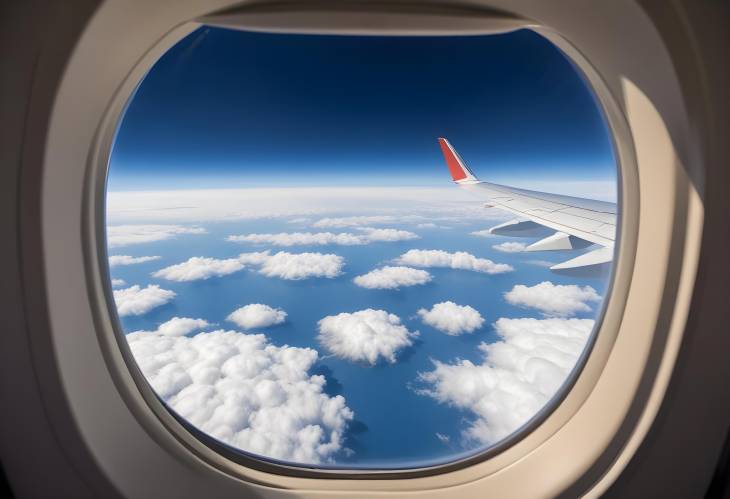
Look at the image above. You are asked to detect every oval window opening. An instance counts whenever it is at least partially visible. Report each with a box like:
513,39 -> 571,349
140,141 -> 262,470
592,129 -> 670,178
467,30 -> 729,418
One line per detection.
105,26 -> 619,471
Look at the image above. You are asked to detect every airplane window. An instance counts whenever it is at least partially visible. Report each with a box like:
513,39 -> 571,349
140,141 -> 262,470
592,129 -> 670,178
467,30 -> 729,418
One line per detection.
105,26 -> 618,471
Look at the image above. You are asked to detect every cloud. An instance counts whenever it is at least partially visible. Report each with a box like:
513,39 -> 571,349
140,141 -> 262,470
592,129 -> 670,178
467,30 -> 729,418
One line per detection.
504,281 -> 601,317
239,251 -> 344,280
353,266 -> 432,290
106,187 -> 511,225
226,227 -> 418,247
111,278 -> 126,287
107,225 -> 206,248
227,304 -> 287,329
126,329 -> 353,464
435,433 -> 451,444
417,223 -> 451,229
395,249 -> 513,274
131,317 -> 211,336
492,242 -> 527,253
152,257 -> 245,282
113,284 -> 175,316
470,230 -> 495,238
417,302 -> 485,335
109,255 -> 161,267
317,309 -> 419,365
417,317 -> 594,445
312,215 -> 398,228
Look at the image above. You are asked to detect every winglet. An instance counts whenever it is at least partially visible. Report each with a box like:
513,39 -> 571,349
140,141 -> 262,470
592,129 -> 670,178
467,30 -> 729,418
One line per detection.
438,138 -> 478,182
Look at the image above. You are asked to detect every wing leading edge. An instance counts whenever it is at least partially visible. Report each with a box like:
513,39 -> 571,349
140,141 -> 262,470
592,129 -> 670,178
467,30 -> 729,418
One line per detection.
437,137 -> 616,271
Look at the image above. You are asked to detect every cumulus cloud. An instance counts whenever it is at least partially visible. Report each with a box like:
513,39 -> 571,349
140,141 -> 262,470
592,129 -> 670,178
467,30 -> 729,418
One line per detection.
131,317 -> 211,336
395,249 -> 513,274
317,309 -> 419,365
152,257 -> 245,282
492,242 -> 527,253
504,281 -> 601,317
418,317 -> 594,444
239,251 -> 344,280
227,304 -> 287,329
226,227 -> 417,247
127,329 -> 353,463
353,266 -> 432,290
107,225 -> 206,248
111,278 -> 126,287
113,284 -> 175,316
109,255 -> 161,267
417,302 -> 485,335
470,230 -> 495,238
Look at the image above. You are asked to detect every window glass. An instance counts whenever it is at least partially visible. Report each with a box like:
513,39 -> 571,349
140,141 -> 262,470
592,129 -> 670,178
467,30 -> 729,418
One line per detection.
106,27 -> 618,469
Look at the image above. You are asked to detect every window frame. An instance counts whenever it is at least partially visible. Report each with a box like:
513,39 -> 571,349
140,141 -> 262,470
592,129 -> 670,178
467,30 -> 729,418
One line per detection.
30,1 -> 702,496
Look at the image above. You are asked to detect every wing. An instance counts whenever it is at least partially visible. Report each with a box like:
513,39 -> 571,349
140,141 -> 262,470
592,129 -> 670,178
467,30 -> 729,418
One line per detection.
438,137 -> 616,270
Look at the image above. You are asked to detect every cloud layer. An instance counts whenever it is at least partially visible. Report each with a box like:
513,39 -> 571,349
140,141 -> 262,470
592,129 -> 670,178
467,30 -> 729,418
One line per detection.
353,266 -> 432,290
153,257 -> 245,282
127,329 -> 353,463
113,284 -> 175,316
227,304 -> 287,329
417,302 -> 485,335
317,309 -> 419,365
227,227 -> 418,247
504,281 -> 601,317
107,225 -> 206,248
109,255 -> 161,267
418,317 -> 594,444
239,251 -> 344,280
395,249 -> 513,274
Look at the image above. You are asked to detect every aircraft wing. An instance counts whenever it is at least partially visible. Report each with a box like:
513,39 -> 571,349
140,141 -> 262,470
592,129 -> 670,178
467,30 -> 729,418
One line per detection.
438,137 -> 617,270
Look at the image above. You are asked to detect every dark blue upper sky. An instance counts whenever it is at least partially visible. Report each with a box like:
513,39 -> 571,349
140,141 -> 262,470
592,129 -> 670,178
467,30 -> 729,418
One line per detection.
109,27 -> 616,190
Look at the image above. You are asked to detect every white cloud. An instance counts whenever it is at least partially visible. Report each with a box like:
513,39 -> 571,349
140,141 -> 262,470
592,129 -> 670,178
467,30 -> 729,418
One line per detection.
109,255 -> 161,267
226,227 -> 417,247
395,249 -> 513,274
317,309 -> 419,365
127,329 -> 353,464
470,230 -> 495,238
353,266 -> 432,290
312,215 -> 398,228
417,223 -> 451,229
106,187 -> 511,225
152,257 -> 245,282
239,251 -> 344,280
357,227 -> 419,243
504,281 -> 601,317
227,304 -> 287,329
107,225 -> 206,248
111,278 -> 126,287
418,317 -> 594,445
435,433 -> 451,444
113,284 -> 175,316
492,242 -> 527,253
417,302 -> 485,335
131,317 -> 211,336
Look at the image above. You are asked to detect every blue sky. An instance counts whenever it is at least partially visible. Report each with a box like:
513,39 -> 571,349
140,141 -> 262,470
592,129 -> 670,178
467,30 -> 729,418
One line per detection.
109,27 -> 616,191
107,27 -> 617,469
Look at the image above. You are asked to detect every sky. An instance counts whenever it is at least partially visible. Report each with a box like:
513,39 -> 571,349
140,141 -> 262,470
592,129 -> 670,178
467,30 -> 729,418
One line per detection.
106,26 -> 618,469
108,27 -> 616,191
